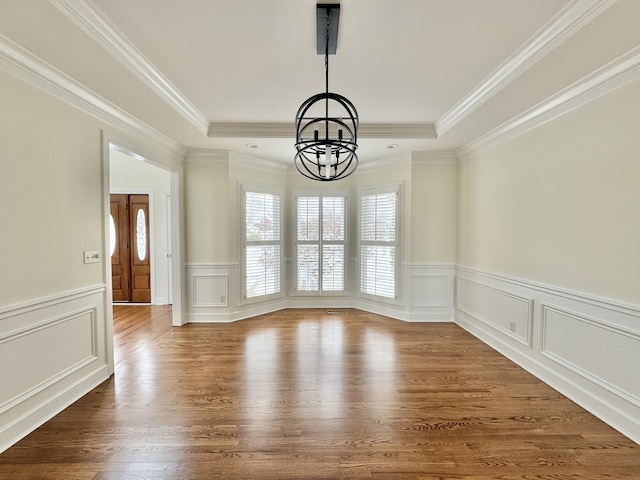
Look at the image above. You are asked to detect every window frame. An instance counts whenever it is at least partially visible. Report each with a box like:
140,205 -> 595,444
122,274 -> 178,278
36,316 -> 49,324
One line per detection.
292,189 -> 349,296
240,183 -> 284,304
357,182 -> 402,304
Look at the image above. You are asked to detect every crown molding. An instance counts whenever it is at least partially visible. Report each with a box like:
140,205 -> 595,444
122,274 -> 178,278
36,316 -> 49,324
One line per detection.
411,150 -> 459,165
208,123 -> 293,139
0,33 -> 185,159
231,152 -> 288,173
457,44 -> 640,159
185,149 -> 230,164
435,0 -> 617,136
208,123 -> 436,139
48,0 -> 210,136
359,123 -> 436,139
358,154 -> 411,174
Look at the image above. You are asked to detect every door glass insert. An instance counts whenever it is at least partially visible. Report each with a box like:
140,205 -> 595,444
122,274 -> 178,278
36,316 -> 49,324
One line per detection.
109,214 -> 117,257
136,208 -> 147,261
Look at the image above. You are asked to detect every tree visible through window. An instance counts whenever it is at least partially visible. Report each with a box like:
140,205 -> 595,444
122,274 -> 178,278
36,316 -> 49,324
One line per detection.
360,186 -> 399,300
295,194 -> 346,293
243,188 -> 281,299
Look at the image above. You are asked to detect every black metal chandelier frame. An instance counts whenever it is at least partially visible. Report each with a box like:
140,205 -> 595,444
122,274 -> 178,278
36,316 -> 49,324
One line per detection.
294,4 -> 359,181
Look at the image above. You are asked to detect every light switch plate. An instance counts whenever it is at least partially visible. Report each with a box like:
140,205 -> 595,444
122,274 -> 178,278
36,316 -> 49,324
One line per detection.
84,250 -> 102,264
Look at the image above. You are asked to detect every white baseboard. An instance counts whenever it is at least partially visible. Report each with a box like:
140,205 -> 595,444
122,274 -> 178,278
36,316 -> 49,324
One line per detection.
455,266 -> 640,445
184,263 -> 456,323
0,365 -> 109,453
0,285 -> 110,453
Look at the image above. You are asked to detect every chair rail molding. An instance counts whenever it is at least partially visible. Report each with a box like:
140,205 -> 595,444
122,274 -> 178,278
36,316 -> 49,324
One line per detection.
454,265 -> 640,445
0,285 -> 109,453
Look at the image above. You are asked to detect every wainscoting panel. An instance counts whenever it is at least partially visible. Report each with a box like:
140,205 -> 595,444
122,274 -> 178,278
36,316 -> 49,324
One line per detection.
0,285 -> 109,453
455,266 -> 640,444
186,263 -> 243,322
541,304 -> 640,406
192,274 -> 228,307
186,263 -> 456,323
405,264 -> 456,322
456,277 -> 533,345
412,275 -> 449,307
0,307 -> 97,409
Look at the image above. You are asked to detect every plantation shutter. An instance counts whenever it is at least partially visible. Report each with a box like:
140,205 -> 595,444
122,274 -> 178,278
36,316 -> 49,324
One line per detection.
322,196 -> 345,291
360,189 -> 397,299
295,194 -> 346,293
296,196 -> 320,291
245,190 -> 281,298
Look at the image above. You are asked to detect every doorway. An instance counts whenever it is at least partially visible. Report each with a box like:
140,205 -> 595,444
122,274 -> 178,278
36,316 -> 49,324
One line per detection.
110,194 -> 151,303
103,136 -> 182,329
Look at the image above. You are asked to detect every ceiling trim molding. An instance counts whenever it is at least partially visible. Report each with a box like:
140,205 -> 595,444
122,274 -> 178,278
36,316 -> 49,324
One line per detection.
48,0 -> 210,136
230,152 -> 288,173
208,123 -> 436,139
0,33 -> 185,159
435,0 -> 618,137
358,154 -> 411,174
411,151 -> 459,165
457,44 -> 640,158
185,149 -> 230,164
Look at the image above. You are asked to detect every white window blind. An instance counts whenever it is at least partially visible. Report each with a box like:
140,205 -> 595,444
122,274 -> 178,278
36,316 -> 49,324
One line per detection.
360,188 -> 398,299
244,189 -> 281,299
295,194 -> 346,293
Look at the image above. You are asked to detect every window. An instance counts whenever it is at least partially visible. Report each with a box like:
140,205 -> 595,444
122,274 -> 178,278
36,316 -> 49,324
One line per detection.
295,193 -> 347,293
242,185 -> 282,300
359,184 -> 400,300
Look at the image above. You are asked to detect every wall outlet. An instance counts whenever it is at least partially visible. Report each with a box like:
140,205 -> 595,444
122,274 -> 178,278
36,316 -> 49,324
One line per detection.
509,321 -> 516,333
83,250 -> 102,264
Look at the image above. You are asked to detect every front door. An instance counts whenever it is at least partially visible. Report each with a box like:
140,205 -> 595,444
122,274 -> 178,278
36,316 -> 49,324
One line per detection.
110,194 -> 151,303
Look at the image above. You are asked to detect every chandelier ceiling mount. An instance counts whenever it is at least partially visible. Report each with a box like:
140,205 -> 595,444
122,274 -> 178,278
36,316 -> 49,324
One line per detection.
294,4 -> 359,181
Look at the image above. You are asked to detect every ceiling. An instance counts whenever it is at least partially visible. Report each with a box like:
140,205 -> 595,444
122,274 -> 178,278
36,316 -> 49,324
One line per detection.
2,0 -> 639,165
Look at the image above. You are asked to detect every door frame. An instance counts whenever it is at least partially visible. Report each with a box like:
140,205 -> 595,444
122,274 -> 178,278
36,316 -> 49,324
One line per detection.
101,131 -> 185,374
110,189 -> 156,304
164,192 -> 173,305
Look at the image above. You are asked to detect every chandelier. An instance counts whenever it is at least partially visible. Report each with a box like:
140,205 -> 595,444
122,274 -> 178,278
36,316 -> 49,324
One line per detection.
294,4 -> 359,181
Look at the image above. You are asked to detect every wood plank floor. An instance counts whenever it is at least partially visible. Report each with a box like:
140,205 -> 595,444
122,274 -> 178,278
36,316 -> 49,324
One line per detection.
1,307 -> 639,479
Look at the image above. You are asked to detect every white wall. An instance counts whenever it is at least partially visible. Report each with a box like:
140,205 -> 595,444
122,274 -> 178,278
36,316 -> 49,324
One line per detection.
0,75 -> 104,305
0,50 -> 186,451
410,158 -> 458,265
457,82 -> 640,303
0,71 -> 110,452
455,81 -> 640,443
110,148 -> 172,304
184,153 -> 456,323
185,154 -> 231,264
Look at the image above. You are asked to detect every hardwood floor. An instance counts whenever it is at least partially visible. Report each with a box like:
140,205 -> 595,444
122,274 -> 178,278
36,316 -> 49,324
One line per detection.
1,307 -> 639,479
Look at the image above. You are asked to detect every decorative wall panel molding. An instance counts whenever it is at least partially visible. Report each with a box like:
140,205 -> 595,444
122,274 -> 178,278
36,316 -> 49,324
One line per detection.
0,285 -> 109,453
405,264 -> 456,322
186,263 -> 238,322
185,263 -> 455,323
0,307 -> 98,412
456,276 -> 533,346
412,275 -> 451,307
541,304 -> 640,407
455,265 -> 640,444
192,275 -> 229,307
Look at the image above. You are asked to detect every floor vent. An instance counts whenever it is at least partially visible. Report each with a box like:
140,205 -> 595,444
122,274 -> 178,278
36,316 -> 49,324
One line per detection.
327,309 -> 348,314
